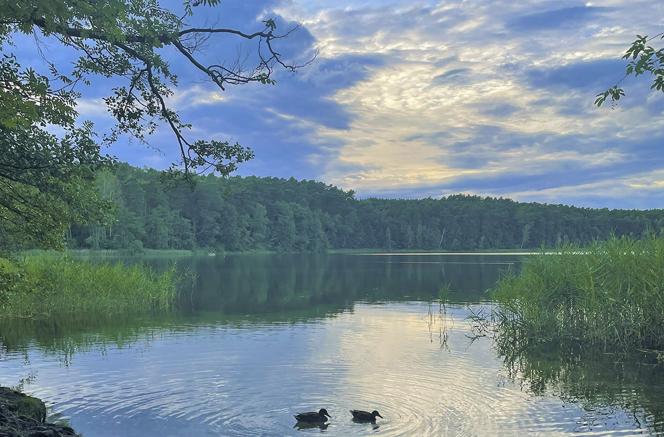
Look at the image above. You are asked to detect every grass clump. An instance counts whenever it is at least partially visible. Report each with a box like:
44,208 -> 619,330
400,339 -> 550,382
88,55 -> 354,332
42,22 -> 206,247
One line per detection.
0,254 -> 178,319
493,235 -> 664,350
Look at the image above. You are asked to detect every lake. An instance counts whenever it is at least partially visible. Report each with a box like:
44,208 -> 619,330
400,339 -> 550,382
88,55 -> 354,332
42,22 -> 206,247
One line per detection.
1,253 -> 663,436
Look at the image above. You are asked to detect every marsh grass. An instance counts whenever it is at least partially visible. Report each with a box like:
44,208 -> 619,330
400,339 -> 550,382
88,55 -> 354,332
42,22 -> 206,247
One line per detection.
493,235 -> 664,350
0,254 -> 178,319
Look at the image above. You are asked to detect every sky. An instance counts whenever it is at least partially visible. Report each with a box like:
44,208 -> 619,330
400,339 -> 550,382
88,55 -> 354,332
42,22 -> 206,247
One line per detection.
17,0 -> 664,208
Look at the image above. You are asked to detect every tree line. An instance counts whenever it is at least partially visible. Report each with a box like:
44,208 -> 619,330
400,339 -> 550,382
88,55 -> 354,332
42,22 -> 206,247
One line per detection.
65,164 -> 664,252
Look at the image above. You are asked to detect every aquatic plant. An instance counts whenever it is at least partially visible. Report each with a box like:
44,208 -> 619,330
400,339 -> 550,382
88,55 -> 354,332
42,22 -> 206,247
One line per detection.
493,235 -> 664,350
0,254 -> 178,319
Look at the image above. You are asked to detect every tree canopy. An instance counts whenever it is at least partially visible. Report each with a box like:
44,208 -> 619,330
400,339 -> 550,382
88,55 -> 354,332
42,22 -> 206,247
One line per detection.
0,50 -> 111,248
0,0 -> 308,248
68,164 -> 664,253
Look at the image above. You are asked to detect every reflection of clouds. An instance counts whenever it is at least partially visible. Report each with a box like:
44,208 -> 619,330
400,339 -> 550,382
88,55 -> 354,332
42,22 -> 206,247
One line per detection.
333,304 -> 592,435
1,303 -> 649,435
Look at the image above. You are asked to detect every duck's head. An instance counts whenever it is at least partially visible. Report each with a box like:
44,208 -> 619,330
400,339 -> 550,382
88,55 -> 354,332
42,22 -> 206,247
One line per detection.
319,408 -> 331,418
371,410 -> 383,419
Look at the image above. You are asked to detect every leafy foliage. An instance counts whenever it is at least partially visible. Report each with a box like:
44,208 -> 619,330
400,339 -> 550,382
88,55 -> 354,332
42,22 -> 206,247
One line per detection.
0,0 -> 309,248
0,254 -> 178,319
596,32 -> 664,106
0,53 -> 111,248
1,0 -> 309,174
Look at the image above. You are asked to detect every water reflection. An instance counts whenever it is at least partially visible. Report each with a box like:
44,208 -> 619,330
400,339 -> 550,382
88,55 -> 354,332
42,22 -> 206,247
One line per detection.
172,253 -> 515,313
497,340 -> 664,434
0,304 -> 565,436
1,254 -> 662,436
293,422 -> 329,431
1,253 -> 514,359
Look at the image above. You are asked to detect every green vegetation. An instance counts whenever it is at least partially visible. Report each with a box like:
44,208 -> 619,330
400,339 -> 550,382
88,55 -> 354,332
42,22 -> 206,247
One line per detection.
0,49 -> 111,249
1,1 -> 307,249
0,0 -> 306,175
493,235 -> 664,350
66,163 -> 664,252
597,32 -> 664,107
0,255 -> 177,319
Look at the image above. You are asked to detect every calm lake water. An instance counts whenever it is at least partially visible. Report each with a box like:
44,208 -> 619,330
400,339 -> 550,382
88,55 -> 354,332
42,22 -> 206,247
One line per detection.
1,253 -> 663,436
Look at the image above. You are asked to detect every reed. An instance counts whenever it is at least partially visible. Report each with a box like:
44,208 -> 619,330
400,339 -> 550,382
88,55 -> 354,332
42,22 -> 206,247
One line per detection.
0,254 -> 178,319
493,235 -> 664,350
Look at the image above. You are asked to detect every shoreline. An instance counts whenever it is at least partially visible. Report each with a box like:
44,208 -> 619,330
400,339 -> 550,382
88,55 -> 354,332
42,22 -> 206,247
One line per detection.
23,248 -> 542,258
0,387 -> 78,436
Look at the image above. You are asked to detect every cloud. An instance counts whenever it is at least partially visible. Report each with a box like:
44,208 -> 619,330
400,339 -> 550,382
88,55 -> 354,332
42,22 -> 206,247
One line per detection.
432,68 -> 472,85
475,103 -> 521,118
270,0 -> 664,208
526,59 -> 626,90
10,0 -> 664,208
507,5 -> 610,32
504,168 -> 664,209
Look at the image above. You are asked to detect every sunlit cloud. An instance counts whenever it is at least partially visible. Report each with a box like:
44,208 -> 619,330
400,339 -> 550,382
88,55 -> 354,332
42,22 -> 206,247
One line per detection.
14,0 -> 664,208
271,0 -> 664,207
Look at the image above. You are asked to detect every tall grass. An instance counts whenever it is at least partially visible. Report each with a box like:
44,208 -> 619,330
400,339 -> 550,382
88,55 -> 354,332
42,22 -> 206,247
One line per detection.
0,255 -> 178,319
493,235 -> 664,350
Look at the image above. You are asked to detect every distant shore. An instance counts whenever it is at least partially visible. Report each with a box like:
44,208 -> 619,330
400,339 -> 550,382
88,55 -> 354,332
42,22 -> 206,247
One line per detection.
23,248 -> 542,258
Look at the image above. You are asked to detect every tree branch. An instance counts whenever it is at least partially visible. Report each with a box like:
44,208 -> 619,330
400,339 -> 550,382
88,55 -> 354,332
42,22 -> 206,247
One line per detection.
29,17 -> 271,45
171,38 -> 226,90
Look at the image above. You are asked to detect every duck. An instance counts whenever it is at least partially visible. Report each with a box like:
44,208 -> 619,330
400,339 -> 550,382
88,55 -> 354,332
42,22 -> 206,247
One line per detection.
294,408 -> 331,423
350,409 -> 383,423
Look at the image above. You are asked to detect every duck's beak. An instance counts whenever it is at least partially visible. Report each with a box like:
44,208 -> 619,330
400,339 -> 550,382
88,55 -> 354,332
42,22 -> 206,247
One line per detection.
377,413 -> 383,418
326,413 -> 332,418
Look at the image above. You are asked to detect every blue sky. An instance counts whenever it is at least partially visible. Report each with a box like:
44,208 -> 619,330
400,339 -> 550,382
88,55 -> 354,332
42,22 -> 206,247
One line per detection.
17,0 -> 664,208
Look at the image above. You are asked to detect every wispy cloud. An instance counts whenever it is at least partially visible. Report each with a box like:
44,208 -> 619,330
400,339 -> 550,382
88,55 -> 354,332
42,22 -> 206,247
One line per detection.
269,0 -> 664,207
14,0 -> 664,208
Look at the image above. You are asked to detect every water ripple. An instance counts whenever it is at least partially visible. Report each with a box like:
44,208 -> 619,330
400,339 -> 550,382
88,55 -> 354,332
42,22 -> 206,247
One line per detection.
1,303 -> 661,436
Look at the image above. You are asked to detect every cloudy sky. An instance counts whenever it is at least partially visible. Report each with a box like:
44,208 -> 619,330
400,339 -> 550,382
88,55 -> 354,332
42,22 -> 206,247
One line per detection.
22,0 -> 664,208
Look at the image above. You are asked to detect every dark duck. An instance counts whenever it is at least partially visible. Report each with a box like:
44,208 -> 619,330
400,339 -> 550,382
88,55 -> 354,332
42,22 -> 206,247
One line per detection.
294,408 -> 331,424
350,410 -> 383,423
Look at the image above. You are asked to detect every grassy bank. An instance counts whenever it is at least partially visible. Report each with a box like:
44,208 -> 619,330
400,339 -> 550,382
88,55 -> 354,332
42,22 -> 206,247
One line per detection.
0,255 -> 178,319
24,248 -> 280,258
493,235 -> 664,350
25,248 -> 200,258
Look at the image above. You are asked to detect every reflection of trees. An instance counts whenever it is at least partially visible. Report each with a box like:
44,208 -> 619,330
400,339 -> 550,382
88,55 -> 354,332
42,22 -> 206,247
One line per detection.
0,313 -> 176,364
0,254 -> 513,360
179,254 -> 513,313
497,339 -> 664,434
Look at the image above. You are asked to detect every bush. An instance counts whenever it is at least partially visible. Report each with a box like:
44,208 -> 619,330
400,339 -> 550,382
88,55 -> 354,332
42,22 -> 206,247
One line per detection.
126,239 -> 145,256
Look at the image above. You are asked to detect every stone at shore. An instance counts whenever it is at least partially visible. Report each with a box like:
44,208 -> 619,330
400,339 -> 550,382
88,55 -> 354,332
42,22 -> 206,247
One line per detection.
0,387 -> 78,437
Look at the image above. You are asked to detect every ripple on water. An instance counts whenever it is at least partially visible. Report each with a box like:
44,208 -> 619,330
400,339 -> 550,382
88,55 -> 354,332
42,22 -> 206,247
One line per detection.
1,304 -> 661,436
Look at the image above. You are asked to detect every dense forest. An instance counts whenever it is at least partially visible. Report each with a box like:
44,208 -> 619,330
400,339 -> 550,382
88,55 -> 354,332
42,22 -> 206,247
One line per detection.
61,164 -> 664,252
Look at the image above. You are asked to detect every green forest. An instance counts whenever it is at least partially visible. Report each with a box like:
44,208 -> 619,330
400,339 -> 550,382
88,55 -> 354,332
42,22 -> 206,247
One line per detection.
59,164 -> 664,252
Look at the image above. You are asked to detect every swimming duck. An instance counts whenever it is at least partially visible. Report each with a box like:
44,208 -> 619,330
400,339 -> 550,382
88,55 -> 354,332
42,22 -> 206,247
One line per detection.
350,410 -> 383,423
294,408 -> 331,423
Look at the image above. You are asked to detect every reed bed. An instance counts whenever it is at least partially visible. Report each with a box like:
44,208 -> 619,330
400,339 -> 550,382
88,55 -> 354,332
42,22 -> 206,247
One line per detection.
0,255 -> 178,319
493,235 -> 664,350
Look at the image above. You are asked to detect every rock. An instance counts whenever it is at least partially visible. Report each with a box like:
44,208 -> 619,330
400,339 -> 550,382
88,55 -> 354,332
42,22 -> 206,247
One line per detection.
0,388 -> 78,437
0,387 -> 46,423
